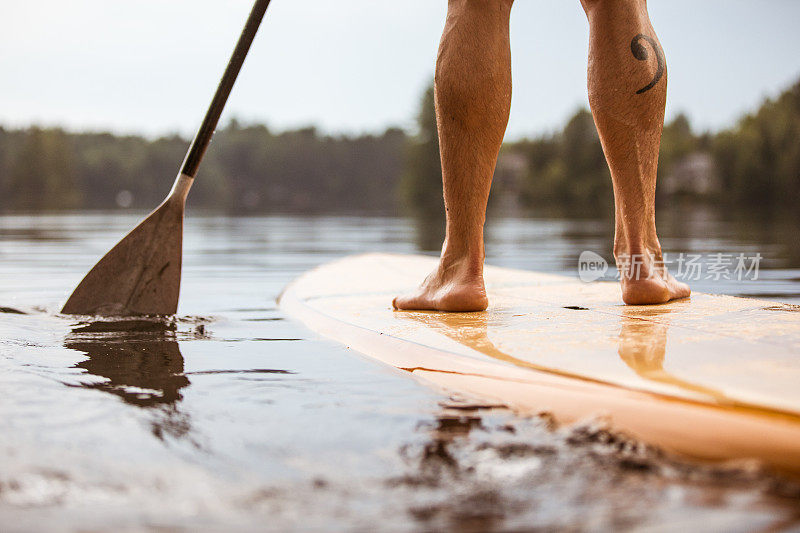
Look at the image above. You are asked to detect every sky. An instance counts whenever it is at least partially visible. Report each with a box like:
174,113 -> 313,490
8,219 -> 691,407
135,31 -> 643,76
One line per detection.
3,0 -> 800,140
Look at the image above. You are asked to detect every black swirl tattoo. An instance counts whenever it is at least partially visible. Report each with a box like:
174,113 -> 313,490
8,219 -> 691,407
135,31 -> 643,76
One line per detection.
630,34 -> 665,94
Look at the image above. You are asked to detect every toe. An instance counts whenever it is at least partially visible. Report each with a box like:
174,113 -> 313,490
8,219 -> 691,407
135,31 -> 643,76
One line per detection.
392,295 -> 409,310
392,294 -> 424,311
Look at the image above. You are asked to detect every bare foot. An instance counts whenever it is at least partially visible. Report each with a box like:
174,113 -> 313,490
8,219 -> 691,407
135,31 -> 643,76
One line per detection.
618,251 -> 691,305
393,255 -> 488,312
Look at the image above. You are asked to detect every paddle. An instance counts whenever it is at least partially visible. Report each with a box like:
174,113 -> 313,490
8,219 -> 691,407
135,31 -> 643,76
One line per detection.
62,0 -> 272,316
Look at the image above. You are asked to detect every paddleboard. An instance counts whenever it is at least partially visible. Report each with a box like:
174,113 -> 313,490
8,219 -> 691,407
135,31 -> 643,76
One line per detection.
279,253 -> 800,474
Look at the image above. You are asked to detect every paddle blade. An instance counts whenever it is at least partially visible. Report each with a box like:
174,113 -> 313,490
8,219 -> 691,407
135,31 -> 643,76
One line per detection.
61,200 -> 185,316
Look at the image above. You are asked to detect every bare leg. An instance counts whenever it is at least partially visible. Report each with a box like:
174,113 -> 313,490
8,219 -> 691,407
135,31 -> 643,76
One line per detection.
581,0 -> 690,304
394,0 -> 513,312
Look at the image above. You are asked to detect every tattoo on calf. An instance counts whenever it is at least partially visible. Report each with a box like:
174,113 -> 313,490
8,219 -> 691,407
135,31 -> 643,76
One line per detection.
630,34 -> 665,95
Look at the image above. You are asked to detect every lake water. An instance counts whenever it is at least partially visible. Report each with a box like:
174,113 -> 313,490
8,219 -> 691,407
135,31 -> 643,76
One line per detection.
1,208 -> 799,532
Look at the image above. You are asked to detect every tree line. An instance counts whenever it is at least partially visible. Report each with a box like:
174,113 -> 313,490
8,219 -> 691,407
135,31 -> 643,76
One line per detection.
1,77 -> 798,214
502,77 -> 800,212
0,122 -> 406,213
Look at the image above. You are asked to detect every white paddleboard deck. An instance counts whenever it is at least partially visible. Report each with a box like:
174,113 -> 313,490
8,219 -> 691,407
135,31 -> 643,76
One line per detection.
280,253 -> 800,473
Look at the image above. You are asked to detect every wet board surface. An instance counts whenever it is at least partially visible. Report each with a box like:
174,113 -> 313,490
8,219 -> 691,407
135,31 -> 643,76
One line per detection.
279,253 -> 800,473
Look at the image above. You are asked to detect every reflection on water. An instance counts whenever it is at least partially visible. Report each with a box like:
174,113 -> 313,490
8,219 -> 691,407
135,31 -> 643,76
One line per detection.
68,335 -> 188,407
394,399 -> 800,532
64,319 -> 193,441
394,310 -> 589,381
398,406 -> 507,531
396,307 -> 736,409
617,310 -> 730,404
0,209 -> 799,531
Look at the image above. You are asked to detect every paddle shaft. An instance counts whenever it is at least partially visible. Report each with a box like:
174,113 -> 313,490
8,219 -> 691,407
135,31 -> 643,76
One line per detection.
179,0 -> 271,178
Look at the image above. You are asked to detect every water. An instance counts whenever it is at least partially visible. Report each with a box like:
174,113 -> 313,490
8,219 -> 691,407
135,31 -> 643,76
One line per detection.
1,208 -> 799,532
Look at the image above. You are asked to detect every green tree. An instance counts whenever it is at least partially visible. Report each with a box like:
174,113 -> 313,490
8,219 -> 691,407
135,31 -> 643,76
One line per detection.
658,114 -> 695,177
520,108 -> 611,211
712,79 -> 800,205
399,84 -> 442,216
398,83 -> 446,249
6,128 -> 81,210
0,126 -> 9,209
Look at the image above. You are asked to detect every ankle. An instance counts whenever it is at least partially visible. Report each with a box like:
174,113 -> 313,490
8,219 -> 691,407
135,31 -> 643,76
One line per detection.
614,240 -> 665,282
613,238 -> 662,263
441,237 -> 484,262
439,243 -> 484,279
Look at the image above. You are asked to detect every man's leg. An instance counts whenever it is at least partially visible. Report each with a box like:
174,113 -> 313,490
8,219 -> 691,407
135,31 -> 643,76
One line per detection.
581,0 -> 690,304
393,0 -> 513,312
